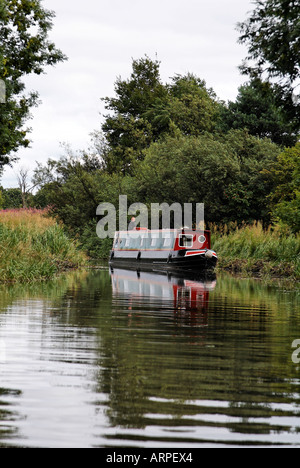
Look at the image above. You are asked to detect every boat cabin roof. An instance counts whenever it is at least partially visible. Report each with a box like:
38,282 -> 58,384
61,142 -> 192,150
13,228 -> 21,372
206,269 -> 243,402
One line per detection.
113,229 -> 211,251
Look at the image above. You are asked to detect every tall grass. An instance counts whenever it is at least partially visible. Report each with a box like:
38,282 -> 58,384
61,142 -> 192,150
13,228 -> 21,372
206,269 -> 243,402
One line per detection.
211,222 -> 300,279
0,209 -> 87,283
0,208 -> 56,230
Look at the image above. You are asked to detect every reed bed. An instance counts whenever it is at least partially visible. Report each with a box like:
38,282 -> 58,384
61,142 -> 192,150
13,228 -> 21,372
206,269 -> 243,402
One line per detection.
211,222 -> 300,279
0,209 -> 87,283
0,208 -> 56,230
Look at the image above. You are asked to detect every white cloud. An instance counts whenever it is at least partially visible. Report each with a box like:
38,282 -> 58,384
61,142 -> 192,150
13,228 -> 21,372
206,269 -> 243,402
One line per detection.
1,0 -> 252,188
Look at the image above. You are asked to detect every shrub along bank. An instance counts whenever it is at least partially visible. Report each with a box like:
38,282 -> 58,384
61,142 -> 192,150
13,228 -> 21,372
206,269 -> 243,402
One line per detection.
211,222 -> 300,280
0,209 -> 87,283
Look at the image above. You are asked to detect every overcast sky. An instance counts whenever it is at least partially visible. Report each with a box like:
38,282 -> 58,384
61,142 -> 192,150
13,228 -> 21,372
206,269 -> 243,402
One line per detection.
1,0 -> 254,188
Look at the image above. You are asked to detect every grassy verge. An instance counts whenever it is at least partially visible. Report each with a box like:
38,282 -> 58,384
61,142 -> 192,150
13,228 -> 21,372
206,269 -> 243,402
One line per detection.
211,222 -> 300,280
0,209 -> 88,283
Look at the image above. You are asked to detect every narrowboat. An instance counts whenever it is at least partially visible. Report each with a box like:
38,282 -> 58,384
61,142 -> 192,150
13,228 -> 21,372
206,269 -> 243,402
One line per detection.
109,228 -> 218,272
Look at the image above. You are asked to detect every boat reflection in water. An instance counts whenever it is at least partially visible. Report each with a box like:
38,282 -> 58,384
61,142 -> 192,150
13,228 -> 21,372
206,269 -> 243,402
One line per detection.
110,267 -> 217,327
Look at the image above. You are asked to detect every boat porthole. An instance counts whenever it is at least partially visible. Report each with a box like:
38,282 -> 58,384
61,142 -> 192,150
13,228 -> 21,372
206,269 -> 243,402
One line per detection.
198,235 -> 206,244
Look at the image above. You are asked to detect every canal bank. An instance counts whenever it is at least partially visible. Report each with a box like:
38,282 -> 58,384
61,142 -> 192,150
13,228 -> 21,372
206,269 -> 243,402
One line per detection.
0,209 -> 88,284
211,222 -> 299,283
0,211 -> 298,285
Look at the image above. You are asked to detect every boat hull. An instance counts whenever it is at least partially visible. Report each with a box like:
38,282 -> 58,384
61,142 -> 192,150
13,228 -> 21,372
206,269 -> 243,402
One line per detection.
109,249 -> 217,273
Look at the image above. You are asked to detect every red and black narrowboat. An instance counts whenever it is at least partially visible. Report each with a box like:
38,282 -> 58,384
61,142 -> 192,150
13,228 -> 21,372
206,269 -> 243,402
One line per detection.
109,228 -> 218,272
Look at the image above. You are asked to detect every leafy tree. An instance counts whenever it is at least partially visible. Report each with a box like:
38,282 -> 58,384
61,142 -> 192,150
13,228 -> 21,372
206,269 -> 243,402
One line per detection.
101,57 -> 221,175
102,56 -> 168,175
33,155 -> 102,231
221,130 -> 281,223
220,79 -> 300,147
0,188 -> 4,208
0,0 -> 66,168
32,146 -> 142,257
146,74 -> 221,137
1,187 -> 22,208
136,132 -> 240,223
269,143 -> 300,232
32,141 -> 137,232
237,0 -> 300,119
136,130 -> 280,224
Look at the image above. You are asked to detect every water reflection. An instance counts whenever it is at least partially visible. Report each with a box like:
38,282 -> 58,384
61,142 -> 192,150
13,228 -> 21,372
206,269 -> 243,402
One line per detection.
110,267 -> 216,316
100,269 -> 218,431
0,267 -> 299,447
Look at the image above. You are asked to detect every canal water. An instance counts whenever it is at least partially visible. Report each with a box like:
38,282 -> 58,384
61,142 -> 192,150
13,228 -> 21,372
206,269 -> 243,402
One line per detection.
0,266 -> 299,448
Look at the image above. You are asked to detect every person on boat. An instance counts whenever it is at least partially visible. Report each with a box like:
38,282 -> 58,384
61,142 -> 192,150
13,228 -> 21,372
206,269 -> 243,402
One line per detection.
128,216 -> 137,230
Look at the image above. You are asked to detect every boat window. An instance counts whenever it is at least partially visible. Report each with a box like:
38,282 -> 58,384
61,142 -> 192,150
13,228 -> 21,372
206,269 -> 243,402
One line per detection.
149,234 -> 164,249
140,234 -> 150,249
151,234 -> 159,247
163,235 -> 173,247
140,235 -> 146,248
118,234 -> 131,249
134,235 -> 143,249
179,234 -> 193,248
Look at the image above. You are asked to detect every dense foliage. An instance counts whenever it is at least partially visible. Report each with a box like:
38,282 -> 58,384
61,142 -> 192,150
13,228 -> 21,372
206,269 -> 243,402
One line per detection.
221,79 -> 299,147
101,57 -> 221,175
0,1 -> 299,262
0,0 -> 66,170
23,57 -> 297,260
237,0 -> 300,124
269,143 -> 300,233
238,0 -> 300,84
